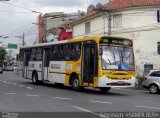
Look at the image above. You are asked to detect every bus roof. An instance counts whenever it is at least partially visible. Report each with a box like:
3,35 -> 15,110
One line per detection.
20,35 -> 131,49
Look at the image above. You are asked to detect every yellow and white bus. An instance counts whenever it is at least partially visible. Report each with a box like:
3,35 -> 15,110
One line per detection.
17,36 -> 136,92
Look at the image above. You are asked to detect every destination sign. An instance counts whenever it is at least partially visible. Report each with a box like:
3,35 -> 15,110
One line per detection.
100,37 -> 132,46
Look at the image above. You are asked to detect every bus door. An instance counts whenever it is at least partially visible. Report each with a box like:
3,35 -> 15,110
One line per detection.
42,48 -> 50,81
82,41 -> 98,85
24,50 -> 29,78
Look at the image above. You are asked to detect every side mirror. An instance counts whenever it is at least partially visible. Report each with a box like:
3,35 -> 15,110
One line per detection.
99,46 -> 103,55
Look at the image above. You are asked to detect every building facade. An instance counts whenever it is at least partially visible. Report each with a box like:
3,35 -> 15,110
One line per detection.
37,12 -> 82,43
70,0 -> 160,76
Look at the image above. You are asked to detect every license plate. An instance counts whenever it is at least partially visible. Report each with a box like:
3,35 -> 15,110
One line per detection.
117,81 -> 124,84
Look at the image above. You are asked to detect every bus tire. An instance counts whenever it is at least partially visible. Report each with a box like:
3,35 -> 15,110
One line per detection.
99,87 -> 111,93
71,75 -> 81,91
32,72 -> 39,85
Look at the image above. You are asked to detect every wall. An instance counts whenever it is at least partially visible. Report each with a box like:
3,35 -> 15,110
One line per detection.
38,14 -> 46,43
58,28 -> 72,41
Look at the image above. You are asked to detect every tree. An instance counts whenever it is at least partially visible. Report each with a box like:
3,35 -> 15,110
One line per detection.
0,47 -> 7,60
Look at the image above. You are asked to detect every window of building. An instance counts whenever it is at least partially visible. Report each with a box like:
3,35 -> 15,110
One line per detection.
158,42 -> 160,55
85,22 -> 91,34
143,64 -> 153,76
113,14 -> 122,28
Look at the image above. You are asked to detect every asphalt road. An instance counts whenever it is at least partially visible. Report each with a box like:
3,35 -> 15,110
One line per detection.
0,71 -> 160,118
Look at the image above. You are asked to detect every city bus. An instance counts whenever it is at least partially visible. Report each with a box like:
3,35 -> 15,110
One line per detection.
17,36 -> 136,92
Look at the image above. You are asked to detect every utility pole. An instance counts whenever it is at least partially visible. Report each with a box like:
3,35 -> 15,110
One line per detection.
108,0 -> 112,35
15,33 -> 25,46
22,33 -> 25,46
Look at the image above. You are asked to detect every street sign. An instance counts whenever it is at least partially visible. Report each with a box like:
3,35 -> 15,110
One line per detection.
8,43 -> 17,49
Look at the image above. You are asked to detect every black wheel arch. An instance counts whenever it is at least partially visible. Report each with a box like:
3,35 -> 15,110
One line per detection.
32,70 -> 38,78
69,72 -> 79,85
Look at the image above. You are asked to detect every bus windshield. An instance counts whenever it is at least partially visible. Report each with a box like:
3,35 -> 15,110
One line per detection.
101,46 -> 134,71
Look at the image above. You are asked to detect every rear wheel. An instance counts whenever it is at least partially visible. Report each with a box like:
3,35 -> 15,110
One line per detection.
99,87 -> 111,93
71,75 -> 82,91
149,84 -> 159,94
32,73 -> 39,85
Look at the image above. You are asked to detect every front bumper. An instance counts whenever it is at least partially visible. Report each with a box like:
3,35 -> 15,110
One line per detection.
98,76 -> 136,88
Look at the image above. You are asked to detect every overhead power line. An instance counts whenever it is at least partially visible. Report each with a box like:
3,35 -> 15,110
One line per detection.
6,23 -> 34,35
0,11 -> 37,13
2,1 -> 41,14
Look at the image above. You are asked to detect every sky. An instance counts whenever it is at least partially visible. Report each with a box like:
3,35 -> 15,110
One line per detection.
0,0 -> 108,45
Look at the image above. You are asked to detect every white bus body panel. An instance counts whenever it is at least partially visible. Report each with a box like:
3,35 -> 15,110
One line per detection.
28,61 -> 42,80
43,67 -> 49,81
24,66 -> 28,78
49,61 -> 65,84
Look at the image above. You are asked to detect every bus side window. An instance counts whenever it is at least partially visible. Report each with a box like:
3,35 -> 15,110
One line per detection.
30,48 -> 36,61
63,44 -> 70,60
36,48 -> 42,61
60,45 -> 65,61
19,49 -> 24,61
24,50 -> 30,66
52,45 -> 60,60
70,43 -> 81,60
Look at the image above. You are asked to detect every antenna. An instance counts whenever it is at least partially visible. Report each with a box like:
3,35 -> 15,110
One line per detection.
96,3 -> 103,10
87,4 -> 96,12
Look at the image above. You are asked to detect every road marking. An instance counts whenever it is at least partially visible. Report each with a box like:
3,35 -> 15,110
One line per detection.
71,105 -> 99,116
90,100 -> 112,104
18,85 -> 25,87
25,93 -> 40,97
26,87 -> 33,90
53,97 -> 72,100
12,83 -> 18,86
6,81 -> 12,84
113,88 -> 147,92
3,81 -> 7,83
135,105 -> 160,110
4,93 -> 16,95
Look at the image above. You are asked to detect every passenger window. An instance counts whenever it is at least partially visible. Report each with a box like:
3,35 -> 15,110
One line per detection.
30,48 -> 37,61
52,45 -> 60,60
156,71 -> 160,77
70,43 -> 81,60
150,71 -> 160,77
36,48 -> 42,61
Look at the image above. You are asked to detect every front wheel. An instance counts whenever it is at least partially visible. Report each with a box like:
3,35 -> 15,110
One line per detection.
99,87 -> 111,93
149,84 -> 159,94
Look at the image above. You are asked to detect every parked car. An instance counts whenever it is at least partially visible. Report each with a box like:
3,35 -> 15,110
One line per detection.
5,66 -> 13,71
142,69 -> 160,94
13,65 -> 17,70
